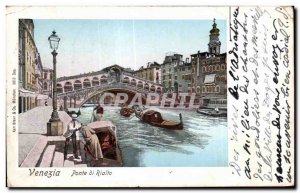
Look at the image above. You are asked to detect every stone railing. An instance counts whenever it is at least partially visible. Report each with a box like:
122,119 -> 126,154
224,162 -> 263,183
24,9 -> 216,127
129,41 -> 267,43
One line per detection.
122,72 -> 162,87
57,81 -> 163,100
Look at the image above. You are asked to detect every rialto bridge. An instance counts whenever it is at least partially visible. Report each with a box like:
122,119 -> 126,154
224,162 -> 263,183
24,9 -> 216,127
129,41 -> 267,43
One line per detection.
56,65 -> 164,108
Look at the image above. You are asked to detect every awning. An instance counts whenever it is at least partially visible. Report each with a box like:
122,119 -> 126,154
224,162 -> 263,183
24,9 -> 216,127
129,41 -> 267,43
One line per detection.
204,74 -> 216,84
36,94 -> 50,100
19,88 -> 37,97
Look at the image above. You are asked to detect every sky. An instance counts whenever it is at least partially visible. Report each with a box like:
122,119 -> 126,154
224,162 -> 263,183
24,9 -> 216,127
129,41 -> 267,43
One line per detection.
33,19 -> 226,77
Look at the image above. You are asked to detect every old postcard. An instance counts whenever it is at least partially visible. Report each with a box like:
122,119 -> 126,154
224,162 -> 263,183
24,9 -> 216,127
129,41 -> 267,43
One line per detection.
6,5 -> 294,187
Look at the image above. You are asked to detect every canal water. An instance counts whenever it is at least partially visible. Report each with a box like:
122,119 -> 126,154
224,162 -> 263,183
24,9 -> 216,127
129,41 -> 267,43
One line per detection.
78,106 -> 228,167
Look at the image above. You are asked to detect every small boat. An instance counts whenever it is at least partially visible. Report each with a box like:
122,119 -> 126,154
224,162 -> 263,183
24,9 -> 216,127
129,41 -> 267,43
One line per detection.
197,108 -> 227,117
135,109 -> 183,130
85,121 -> 123,167
82,103 -> 97,108
120,107 -> 135,117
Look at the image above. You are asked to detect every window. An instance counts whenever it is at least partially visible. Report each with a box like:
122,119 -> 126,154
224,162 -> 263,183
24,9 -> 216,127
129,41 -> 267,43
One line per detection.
182,67 -> 185,71
216,65 -> 220,71
175,76 -> 177,80
202,86 -> 206,93
216,86 -> 220,93
43,82 -> 48,90
182,75 -> 185,80
169,74 -> 171,79
44,72 -> 47,79
221,64 -> 226,71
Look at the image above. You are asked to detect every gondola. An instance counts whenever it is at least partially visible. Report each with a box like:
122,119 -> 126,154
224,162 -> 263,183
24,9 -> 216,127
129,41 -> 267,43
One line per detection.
120,107 -> 135,117
197,108 -> 227,117
85,121 -> 123,167
135,109 -> 183,130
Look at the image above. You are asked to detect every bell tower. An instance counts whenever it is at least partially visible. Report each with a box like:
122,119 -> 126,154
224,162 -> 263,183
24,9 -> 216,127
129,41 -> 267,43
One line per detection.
208,18 -> 221,54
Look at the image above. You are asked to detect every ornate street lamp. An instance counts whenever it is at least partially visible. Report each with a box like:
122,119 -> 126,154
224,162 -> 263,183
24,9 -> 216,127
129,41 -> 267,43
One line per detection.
47,30 -> 63,136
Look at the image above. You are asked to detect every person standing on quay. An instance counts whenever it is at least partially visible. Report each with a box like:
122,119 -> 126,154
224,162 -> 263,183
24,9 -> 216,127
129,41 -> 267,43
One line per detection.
64,114 -> 81,160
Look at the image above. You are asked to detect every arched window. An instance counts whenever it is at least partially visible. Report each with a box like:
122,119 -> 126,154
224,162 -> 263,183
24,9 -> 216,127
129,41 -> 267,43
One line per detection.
57,83 -> 63,93
74,80 -> 82,90
122,76 -> 130,83
216,86 -> 220,93
43,82 -> 47,90
137,81 -> 143,88
92,77 -> 99,86
216,65 -> 220,71
144,83 -> 149,90
83,79 -> 91,88
202,86 -> 206,93
100,75 -> 107,83
150,85 -> 156,92
131,79 -> 137,86
202,66 -> 205,72
64,82 -> 73,92
156,87 -> 162,93
221,64 -> 226,71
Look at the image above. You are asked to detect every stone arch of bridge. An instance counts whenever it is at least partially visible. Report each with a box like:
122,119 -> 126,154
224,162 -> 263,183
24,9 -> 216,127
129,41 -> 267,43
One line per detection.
78,87 -> 147,107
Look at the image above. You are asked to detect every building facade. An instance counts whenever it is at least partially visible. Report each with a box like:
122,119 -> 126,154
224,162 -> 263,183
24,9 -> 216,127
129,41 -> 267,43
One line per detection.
19,19 -> 45,113
42,67 -> 53,97
174,59 -> 193,93
35,52 -> 44,95
19,19 -> 37,113
161,53 -> 184,91
190,19 -> 227,107
134,62 -> 161,84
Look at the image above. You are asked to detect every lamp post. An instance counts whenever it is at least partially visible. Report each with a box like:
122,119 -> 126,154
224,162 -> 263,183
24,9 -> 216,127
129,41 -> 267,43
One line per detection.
47,30 -> 63,136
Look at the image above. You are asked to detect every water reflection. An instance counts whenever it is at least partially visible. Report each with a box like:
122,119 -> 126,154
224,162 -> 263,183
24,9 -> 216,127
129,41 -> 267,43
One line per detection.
78,106 -> 227,167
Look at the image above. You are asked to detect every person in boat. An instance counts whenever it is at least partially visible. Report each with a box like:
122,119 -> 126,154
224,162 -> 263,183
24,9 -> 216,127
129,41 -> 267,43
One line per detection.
93,104 -> 104,121
81,125 -> 103,160
63,114 -> 81,160
101,133 -> 116,158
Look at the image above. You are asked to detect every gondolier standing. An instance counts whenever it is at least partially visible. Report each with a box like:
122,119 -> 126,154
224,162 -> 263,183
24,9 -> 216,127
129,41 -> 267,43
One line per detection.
81,125 -> 103,161
93,104 -> 104,121
64,114 -> 81,160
